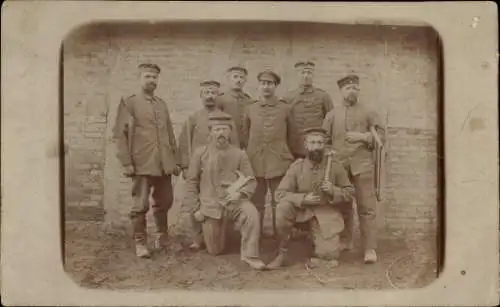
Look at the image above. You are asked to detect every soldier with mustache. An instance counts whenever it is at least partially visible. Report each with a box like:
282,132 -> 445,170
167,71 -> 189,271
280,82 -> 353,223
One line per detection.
216,66 -> 254,149
243,70 -> 294,235
112,63 -> 182,258
178,80 -> 239,250
322,74 -> 385,264
183,113 -> 266,270
282,61 -> 334,160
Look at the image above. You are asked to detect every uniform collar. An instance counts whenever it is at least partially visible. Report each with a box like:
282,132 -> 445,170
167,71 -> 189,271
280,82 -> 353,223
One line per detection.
228,88 -> 248,99
300,85 -> 314,94
140,91 -> 155,102
304,155 -> 326,170
259,96 -> 279,106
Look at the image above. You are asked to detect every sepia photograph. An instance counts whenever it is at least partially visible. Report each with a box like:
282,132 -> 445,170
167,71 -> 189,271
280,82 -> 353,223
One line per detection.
63,20 -> 441,291
2,1 -> 497,306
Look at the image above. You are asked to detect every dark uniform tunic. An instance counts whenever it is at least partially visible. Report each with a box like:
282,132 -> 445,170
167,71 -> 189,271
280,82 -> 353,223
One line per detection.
243,96 -> 294,215
113,92 -> 180,243
217,89 -> 253,149
282,86 -> 333,158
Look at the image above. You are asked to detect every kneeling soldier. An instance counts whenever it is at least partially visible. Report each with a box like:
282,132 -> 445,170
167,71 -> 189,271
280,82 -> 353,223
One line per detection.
183,113 -> 266,270
267,127 -> 354,269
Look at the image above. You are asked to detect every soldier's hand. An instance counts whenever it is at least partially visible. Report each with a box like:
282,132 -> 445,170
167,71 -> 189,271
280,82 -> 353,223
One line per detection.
123,165 -> 135,177
320,180 -> 334,196
345,132 -> 366,143
181,168 -> 188,180
225,191 -> 242,203
173,165 -> 182,177
303,193 -> 321,206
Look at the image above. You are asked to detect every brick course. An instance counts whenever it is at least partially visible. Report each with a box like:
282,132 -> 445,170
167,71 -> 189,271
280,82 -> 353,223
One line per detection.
63,22 -> 439,238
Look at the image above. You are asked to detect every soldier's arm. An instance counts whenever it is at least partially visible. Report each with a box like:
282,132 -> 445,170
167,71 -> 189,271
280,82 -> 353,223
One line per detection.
363,108 -> 386,149
237,150 -> 257,198
183,148 -> 203,212
164,102 -> 181,166
241,107 -> 251,149
322,91 -> 334,116
178,116 -> 194,170
229,118 -> 240,148
328,163 -> 355,205
275,162 -> 307,208
322,110 -> 334,146
284,104 -> 295,151
112,98 -> 133,167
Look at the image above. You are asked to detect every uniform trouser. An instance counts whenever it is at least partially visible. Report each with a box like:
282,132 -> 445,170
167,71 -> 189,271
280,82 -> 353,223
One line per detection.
251,176 -> 283,230
338,168 -> 377,251
275,201 -> 342,260
198,200 -> 261,260
130,175 -> 173,244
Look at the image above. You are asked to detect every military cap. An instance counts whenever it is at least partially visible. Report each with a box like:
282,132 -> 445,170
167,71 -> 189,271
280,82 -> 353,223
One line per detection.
200,80 -> 221,87
138,63 -> 161,73
227,66 -> 248,75
303,127 -> 328,137
337,74 -> 359,88
208,111 -> 234,127
257,69 -> 281,85
294,61 -> 316,70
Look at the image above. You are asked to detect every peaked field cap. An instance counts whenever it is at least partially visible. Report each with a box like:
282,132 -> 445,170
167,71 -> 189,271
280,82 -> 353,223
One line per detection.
303,127 -> 328,137
257,69 -> 281,85
208,111 -> 233,127
227,66 -> 248,75
337,74 -> 360,88
138,63 -> 161,73
200,80 -> 221,87
294,61 -> 316,69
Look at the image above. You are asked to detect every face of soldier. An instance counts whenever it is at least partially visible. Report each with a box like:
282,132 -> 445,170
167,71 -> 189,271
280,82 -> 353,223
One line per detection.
140,71 -> 159,93
258,79 -> 277,98
229,71 -> 247,90
299,69 -> 314,86
211,124 -> 231,147
201,86 -> 219,108
341,83 -> 360,104
305,134 -> 326,163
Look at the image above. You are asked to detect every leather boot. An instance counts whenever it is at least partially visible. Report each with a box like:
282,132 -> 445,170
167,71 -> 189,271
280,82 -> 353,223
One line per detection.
266,250 -> 287,270
242,257 -> 266,270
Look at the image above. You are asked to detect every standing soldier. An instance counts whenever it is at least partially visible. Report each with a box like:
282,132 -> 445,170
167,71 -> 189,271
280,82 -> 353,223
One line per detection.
177,80 -> 239,250
178,80 -> 239,174
243,70 -> 294,234
322,74 -> 385,264
183,113 -> 266,270
217,66 -> 254,149
112,63 -> 182,258
267,128 -> 354,269
282,61 -> 334,159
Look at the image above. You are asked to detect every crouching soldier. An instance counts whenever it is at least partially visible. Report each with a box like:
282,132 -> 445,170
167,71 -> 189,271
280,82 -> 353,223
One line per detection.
266,127 -> 354,269
183,113 -> 266,270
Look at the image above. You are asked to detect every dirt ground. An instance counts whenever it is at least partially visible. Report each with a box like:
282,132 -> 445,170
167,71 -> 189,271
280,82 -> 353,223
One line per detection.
64,218 -> 438,291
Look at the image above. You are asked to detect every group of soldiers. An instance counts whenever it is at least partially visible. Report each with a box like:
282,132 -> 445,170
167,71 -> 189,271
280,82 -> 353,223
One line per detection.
112,60 -> 385,271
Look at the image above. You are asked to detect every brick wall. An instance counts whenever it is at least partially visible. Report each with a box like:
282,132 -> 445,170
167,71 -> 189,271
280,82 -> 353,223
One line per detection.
63,22 -> 439,237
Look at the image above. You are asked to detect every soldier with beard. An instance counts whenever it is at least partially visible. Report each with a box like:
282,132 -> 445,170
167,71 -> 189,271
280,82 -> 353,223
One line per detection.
183,113 -> 266,270
266,128 -> 354,269
113,63 -> 182,258
178,80 -> 239,250
322,74 -> 385,264
216,66 -> 254,149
